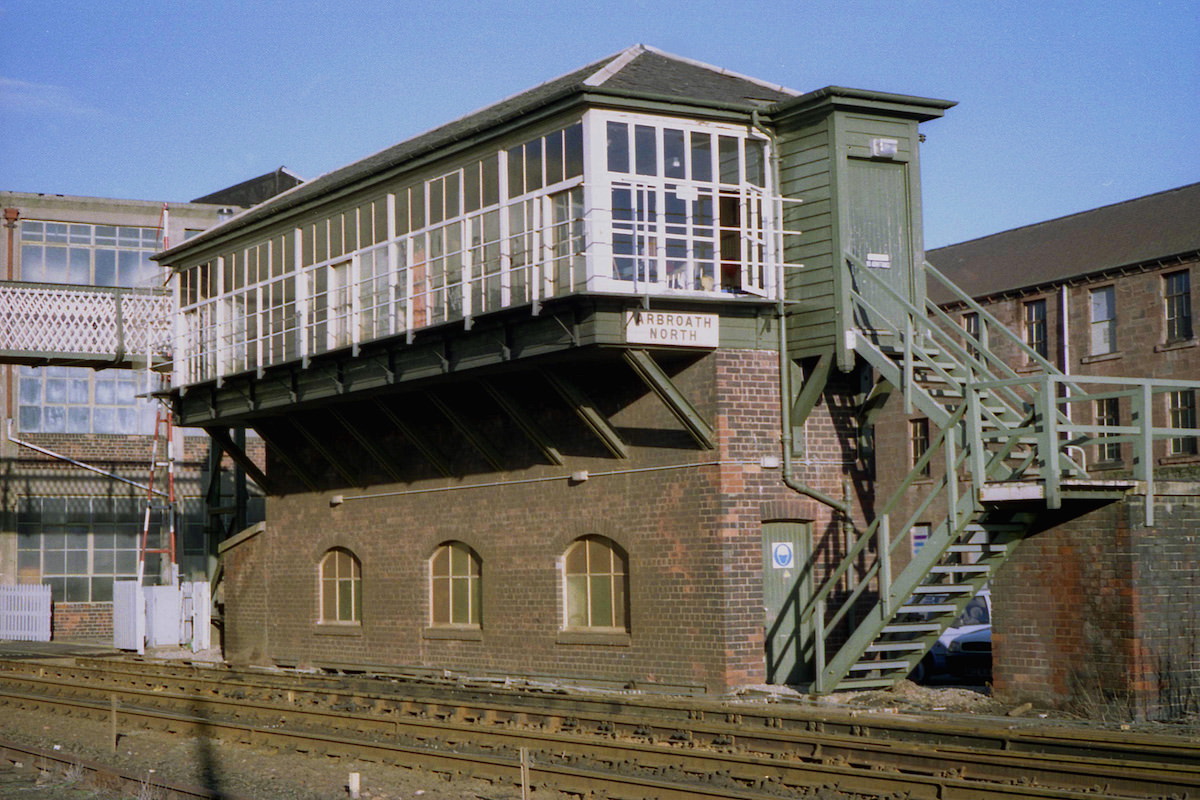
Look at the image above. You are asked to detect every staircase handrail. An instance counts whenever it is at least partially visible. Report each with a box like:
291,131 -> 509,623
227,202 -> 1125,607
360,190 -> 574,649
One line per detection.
846,255 -> 1063,418
799,401 -> 970,630
923,261 -> 1061,373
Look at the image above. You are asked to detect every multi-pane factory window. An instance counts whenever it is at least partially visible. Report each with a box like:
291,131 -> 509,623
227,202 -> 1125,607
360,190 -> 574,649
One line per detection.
319,548 -> 362,624
1164,270 -> 1193,343
1093,397 -> 1121,463
17,366 -> 156,434
20,221 -> 163,287
909,418 -> 931,478
16,497 -> 141,603
430,542 -> 481,627
1023,299 -> 1047,359
1168,390 -> 1198,456
1089,285 -> 1117,355
563,535 -> 628,631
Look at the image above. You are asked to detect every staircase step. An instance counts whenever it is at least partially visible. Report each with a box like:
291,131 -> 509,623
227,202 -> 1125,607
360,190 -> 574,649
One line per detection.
948,544 -> 1008,554
930,564 -> 992,574
910,584 -> 976,594
865,642 -> 928,653
836,677 -> 905,690
881,623 -> 943,633
848,659 -> 912,672
898,603 -> 957,614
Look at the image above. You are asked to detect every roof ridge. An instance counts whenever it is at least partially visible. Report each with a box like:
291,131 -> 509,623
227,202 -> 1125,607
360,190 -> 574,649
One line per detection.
638,44 -> 801,97
583,44 -> 647,87
931,180 -> 1200,253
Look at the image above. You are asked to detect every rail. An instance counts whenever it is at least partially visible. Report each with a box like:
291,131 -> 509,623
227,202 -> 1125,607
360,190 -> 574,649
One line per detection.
1,656 -> 1196,799
0,279 -> 172,368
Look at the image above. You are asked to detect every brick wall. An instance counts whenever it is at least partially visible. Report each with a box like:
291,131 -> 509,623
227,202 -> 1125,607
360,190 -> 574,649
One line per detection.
222,348 -> 864,692
993,484 -> 1200,721
52,602 -> 112,641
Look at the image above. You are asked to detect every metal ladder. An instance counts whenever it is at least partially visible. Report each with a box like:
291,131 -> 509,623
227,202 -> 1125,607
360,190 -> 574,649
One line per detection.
138,398 -> 178,587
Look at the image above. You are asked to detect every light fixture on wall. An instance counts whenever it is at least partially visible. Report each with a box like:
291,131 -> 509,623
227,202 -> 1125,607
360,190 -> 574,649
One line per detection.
870,138 -> 899,159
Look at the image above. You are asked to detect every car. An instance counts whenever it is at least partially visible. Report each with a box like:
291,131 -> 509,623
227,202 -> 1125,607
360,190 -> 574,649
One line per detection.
910,589 -> 992,683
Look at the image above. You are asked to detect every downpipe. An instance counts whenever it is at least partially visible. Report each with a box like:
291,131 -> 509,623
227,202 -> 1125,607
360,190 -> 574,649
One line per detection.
752,110 -> 849,516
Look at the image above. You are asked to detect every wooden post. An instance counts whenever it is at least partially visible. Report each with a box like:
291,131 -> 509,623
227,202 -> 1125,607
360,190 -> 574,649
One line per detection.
519,746 -> 530,800
110,694 -> 118,753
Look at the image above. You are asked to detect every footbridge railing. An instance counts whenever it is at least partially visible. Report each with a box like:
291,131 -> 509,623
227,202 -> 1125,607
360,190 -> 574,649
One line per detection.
0,280 -> 172,369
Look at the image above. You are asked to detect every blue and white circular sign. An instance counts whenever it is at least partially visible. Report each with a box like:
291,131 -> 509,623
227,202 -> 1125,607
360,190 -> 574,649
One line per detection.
771,542 -> 794,569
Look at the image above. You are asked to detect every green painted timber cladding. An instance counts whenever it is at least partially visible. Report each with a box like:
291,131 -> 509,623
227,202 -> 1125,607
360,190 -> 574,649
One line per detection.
775,104 -> 927,368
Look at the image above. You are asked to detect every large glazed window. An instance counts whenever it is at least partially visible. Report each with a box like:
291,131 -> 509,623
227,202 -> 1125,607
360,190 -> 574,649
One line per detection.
319,548 -> 362,624
20,221 -> 164,288
430,541 -> 481,627
604,118 -> 769,295
563,535 -> 628,631
173,112 -> 775,386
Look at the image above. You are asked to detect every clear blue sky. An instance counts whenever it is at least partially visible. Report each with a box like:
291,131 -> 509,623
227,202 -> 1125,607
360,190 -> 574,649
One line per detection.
2,0 -> 1196,248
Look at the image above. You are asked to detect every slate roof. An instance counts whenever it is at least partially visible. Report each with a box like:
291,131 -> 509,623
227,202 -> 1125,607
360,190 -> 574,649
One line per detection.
158,45 -> 797,262
928,182 -> 1200,302
191,167 -> 305,208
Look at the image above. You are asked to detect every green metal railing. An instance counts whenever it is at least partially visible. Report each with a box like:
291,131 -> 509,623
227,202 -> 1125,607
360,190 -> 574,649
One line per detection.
798,255 -> 1200,692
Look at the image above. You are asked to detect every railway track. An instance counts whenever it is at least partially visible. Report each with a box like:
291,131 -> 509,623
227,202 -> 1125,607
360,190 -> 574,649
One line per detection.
0,656 -> 1195,799
0,737 -> 253,800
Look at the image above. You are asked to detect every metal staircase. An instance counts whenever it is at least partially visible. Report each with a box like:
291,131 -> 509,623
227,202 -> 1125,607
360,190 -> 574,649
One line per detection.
798,254 -> 1199,693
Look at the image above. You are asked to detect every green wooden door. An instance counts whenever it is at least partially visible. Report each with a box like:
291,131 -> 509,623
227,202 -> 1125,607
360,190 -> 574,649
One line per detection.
845,158 -> 913,337
762,520 -> 814,685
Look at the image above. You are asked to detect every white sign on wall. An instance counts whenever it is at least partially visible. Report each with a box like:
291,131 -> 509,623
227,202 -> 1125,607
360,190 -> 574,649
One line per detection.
771,542 -> 795,570
625,310 -> 719,348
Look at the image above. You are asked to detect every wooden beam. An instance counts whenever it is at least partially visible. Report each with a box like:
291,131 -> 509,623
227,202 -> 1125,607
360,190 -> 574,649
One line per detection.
289,412 -> 360,487
373,398 -> 453,478
479,379 -> 564,466
205,426 -> 275,496
249,424 -> 320,493
328,406 -> 406,482
427,393 -> 506,472
622,350 -> 715,450
541,369 -> 629,459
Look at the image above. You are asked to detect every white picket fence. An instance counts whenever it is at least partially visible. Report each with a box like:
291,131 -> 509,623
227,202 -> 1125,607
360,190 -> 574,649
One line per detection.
0,585 -> 52,642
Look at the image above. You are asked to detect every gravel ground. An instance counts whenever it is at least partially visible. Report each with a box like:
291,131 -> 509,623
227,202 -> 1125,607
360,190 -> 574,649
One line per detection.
3,652 -> 1194,799
0,702 -> 528,800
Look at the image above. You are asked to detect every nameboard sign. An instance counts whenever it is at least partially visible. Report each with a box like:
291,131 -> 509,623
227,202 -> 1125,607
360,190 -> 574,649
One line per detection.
625,311 -> 719,348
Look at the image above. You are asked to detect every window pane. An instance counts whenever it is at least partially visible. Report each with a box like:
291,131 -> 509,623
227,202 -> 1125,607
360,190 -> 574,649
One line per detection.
432,577 -> 449,624
565,541 -> 587,574
564,123 -> 583,179
432,545 -> 449,577
322,579 -> 337,621
634,125 -> 657,176
663,129 -> 686,179
524,139 -> 543,192
451,577 -> 469,624
566,575 -> 588,627
590,575 -> 613,626
718,136 -> 739,183
545,130 -> 563,185
606,122 -> 629,173
507,145 -> 524,197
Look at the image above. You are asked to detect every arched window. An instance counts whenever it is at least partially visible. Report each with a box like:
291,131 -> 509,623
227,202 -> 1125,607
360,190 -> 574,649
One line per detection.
430,541 -> 481,627
563,535 -> 627,631
319,548 -> 362,624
